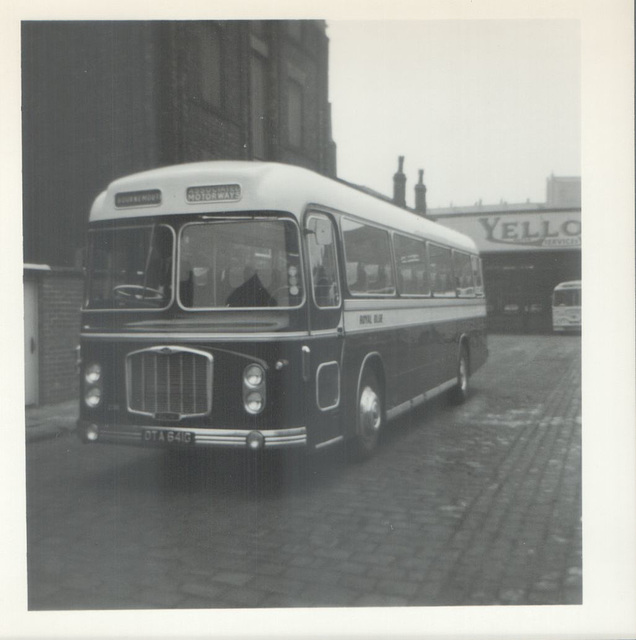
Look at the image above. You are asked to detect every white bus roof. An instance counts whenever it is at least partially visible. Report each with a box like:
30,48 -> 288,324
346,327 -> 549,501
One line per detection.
90,161 -> 479,254
553,280 -> 581,290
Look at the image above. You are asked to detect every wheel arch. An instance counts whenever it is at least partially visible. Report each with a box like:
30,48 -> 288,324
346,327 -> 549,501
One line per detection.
356,351 -> 387,411
346,350 -> 386,459
457,333 -> 471,375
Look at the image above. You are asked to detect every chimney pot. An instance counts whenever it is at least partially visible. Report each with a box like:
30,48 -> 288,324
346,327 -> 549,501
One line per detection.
393,156 -> 407,208
414,168 -> 427,215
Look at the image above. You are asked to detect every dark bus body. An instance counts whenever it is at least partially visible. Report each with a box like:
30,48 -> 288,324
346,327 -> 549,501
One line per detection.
78,162 -> 488,459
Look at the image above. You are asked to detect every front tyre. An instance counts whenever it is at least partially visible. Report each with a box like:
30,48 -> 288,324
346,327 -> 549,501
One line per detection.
350,370 -> 383,461
450,346 -> 470,405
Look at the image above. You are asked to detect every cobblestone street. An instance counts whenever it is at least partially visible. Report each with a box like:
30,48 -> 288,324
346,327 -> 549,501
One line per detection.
26,334 -> 582,610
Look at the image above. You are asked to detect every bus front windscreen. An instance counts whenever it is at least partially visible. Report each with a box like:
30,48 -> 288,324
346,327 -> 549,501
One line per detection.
86,224 -> 174,310
553,289 -> 581,307
178,219 -> 304,309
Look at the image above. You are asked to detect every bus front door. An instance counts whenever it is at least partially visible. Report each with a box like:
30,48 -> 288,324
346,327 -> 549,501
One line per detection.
303,212 -> 344,449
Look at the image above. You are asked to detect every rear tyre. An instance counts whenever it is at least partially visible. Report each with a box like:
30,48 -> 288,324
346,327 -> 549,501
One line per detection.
350,370 -> 383,461
450,346 -> 470,405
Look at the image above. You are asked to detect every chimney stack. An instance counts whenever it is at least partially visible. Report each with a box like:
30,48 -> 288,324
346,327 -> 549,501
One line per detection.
414,169 -> 427,216
393,156 -> 407,208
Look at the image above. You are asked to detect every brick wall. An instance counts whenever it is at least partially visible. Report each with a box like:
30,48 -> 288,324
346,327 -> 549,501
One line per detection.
22,22 -> 162,269
38,270 -> 84,405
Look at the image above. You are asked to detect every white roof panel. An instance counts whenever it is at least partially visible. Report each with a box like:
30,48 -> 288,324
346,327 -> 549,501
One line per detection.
90,161 -> 478,254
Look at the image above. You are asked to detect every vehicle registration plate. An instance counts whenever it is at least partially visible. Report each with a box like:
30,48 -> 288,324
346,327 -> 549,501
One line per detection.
142,429 -> 195,445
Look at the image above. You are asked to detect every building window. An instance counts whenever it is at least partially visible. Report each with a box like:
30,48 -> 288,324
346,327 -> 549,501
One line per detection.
250,54 -> 267,159
197,26 -> 223,110
287,79 -> 303,149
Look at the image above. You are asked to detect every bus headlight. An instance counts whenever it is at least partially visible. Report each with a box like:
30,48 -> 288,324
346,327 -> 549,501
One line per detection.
84,386 -> 102,408
244,364 -> 264,387
245,392 -> 264,414
85,362 -> 102,384
243,363 -> 266,414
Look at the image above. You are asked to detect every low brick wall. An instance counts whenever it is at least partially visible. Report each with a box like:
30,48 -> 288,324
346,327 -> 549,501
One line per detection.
38,269 -> 84,405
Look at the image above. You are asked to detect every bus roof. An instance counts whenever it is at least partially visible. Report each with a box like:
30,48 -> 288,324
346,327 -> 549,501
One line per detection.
554,280 -> 581,290
90,161 -> 479,254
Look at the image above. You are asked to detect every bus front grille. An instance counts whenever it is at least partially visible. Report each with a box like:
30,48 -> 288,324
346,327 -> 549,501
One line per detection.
126,346 -> 213,418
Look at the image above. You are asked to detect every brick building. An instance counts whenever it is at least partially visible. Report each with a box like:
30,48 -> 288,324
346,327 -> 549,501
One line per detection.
22,20 -> 337,405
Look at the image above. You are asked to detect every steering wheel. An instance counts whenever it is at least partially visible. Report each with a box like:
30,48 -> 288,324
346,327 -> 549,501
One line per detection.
113,284 -> 164,301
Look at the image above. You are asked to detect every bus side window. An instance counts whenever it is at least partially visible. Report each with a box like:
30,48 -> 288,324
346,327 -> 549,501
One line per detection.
342,218 -> 395,296
471,255 -> 485,297
453,251 -> 475,297
356,263 -> 367,291
393,233 -> 430,296
429,243 -> 455,297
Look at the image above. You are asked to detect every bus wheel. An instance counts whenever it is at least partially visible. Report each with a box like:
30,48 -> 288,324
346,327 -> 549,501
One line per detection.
450,346 -> 470,404
351,370 -> 383,460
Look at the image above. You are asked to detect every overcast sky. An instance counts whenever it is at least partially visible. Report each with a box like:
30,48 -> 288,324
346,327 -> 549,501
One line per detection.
327,20 -> 581,209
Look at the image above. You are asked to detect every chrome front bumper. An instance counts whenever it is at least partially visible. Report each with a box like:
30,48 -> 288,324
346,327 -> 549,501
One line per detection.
77,420 -> 307,449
